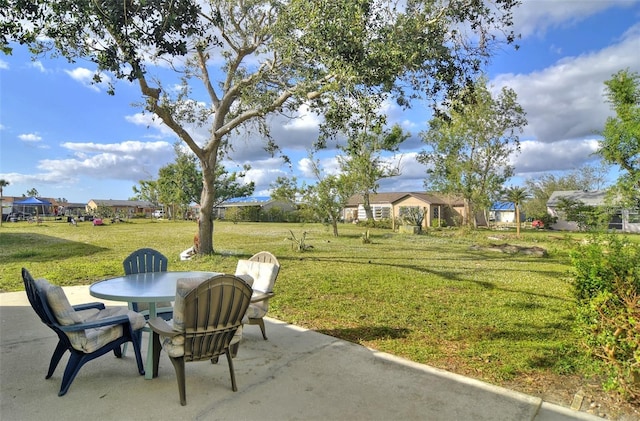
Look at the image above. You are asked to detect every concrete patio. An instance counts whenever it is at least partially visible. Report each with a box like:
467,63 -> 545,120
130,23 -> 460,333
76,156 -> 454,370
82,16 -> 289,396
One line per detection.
1,286 -> 603,421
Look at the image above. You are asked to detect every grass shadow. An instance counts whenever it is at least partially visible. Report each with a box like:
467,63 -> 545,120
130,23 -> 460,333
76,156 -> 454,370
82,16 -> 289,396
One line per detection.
0,233 -> 109,263
317,326 -> 411,344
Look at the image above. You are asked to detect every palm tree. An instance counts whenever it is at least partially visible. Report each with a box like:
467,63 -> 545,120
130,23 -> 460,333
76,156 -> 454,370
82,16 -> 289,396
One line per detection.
0,179 -> 9,227
504,186 -> 530,238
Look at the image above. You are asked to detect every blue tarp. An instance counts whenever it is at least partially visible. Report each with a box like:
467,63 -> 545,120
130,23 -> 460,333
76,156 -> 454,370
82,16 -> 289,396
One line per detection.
13,197 -> 52,216
491,201 -> 515,211
14,197 -> 51,205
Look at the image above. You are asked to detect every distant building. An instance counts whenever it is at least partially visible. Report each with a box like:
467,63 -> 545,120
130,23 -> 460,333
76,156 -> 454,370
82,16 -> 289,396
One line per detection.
214,196 -> 296,221
87,199 -> 154,218
547,190 -> 640,233
489,202 -> 524,223
343,192 -> 465,229
56,202 -> 88,217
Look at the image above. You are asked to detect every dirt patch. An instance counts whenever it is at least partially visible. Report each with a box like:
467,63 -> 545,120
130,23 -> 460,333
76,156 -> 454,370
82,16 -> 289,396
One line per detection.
469,242 -> 548,257
504,373 -> 640,420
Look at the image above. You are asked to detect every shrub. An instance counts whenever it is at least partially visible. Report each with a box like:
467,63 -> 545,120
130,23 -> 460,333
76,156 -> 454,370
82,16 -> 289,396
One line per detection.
357,218 -> 392,229
571,234 -> 640,401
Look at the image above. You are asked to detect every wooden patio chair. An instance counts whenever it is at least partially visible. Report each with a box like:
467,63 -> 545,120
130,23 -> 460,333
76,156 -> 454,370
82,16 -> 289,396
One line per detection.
234,251 -> 280,340
148,274 -> 252,405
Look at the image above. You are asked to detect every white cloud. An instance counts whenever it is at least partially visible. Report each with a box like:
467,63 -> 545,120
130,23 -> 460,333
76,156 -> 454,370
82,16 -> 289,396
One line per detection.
65,67 -> 112,92
282,104 -> 322,130
0,59 -> 8,70
492,23 -> 640,145
29,140 -> 176,182
125,112 -> 210,144
512,139 -> 600,175
30,60 -> 46,72
512,0 -> 639,38
18,133 -> 43,142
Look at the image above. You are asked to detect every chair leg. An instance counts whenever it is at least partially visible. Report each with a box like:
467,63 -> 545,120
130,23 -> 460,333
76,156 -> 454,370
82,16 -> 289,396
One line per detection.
152,332 -> 161,378
47,341 -> 68,379
58,352 -> 86,396
230,342 -> 239,358
122,302 -> 135,356
251,318 -> 268,340
132,332 -> 145,376
225,349 -> 238,392
169,356 -> 187,406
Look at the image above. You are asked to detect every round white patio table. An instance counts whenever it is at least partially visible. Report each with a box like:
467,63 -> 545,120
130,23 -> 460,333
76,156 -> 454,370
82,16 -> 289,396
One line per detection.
90,271 -> 219,379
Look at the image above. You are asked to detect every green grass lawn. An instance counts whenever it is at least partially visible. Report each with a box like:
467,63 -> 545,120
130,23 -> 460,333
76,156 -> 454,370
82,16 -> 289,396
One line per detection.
0,218 -> 606,394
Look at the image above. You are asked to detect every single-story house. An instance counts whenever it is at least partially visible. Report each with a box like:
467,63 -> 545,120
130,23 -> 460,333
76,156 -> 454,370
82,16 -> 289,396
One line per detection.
547,190 -> 640,233
214,196 -> 296,221
86,199 -> 155,218
343,192 -> 466,229
55,202 -> 88,217
489,202 -> 524,223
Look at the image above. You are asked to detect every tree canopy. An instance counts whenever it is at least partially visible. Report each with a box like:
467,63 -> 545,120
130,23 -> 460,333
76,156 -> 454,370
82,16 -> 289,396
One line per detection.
338,123 -> 408,220
598,69 -> 640,207
2,0 -> 519,253
418,77 -> 527,227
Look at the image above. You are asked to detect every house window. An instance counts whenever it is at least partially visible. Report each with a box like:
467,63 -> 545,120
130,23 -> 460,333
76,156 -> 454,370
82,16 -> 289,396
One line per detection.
357,204 -> 390,220
629,209 -> 640,224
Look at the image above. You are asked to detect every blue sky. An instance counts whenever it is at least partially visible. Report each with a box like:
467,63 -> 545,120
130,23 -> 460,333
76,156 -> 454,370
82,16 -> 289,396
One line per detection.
1,1 -> 640,204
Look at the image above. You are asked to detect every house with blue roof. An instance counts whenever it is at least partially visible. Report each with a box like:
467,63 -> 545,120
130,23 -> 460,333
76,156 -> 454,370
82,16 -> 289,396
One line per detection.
214,196 -> 296,221
489,201 -> 523,223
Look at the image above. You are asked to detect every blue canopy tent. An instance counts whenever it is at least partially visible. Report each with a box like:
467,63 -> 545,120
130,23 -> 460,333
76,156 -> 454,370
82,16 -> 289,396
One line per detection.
13,197 -> 52,218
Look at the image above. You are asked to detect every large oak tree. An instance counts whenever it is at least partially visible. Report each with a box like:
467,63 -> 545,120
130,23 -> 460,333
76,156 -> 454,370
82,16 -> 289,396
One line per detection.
418,77 -> 527,227
2,0 -> 519,253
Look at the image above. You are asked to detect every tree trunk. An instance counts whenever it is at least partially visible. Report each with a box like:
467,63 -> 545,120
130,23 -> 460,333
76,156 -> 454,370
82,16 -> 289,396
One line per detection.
331,218 -> 339,236
464,198 -> 474,228
515,206 -> 521,238
363,191 -> 374,220
197,153 -> 218,255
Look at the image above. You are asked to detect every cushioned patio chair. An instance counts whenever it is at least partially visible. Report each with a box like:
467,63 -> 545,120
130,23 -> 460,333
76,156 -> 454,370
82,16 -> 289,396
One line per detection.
234,251 -> 280,340
21,268 -> 145,396
123,248 -> 172,319
148,274 -> 252,405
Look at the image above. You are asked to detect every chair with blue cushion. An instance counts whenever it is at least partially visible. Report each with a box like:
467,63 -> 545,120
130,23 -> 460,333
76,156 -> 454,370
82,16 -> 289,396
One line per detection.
21,268 -> 145,396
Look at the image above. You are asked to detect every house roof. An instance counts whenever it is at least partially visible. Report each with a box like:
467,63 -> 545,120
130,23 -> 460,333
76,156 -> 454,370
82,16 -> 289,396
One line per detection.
224,196 -> 271,204
346,192 -> 464,207
219,196 -> 293,208
89,199 -> 153,207
491,202 -> 515,211
547,190 -> 608,207
59,202 -> 87,208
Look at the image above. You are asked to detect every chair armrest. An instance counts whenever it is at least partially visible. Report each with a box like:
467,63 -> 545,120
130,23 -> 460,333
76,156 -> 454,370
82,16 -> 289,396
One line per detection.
72,302 -> 106,311
59,314 -> 132,332
251,291 -> 275,303
147,317 -> 181,337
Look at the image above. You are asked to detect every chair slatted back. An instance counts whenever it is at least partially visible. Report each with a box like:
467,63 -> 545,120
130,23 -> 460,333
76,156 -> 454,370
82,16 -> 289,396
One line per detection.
182,275 -> 252,362
249,251 -> 280,280
123,248 -> 168,275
